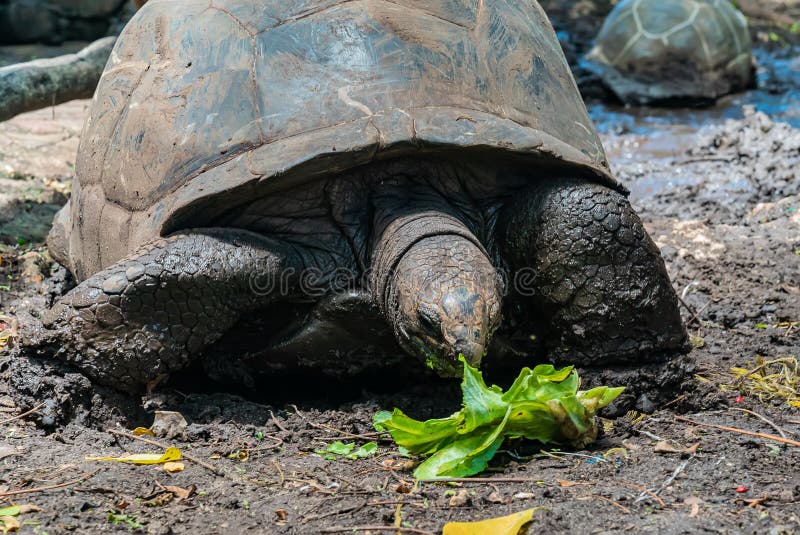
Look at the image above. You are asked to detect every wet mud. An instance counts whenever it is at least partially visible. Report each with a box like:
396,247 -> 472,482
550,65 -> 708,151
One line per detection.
0,10 -> 799,534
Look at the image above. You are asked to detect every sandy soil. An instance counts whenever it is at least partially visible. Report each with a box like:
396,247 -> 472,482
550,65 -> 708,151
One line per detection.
0,11 -> 798,535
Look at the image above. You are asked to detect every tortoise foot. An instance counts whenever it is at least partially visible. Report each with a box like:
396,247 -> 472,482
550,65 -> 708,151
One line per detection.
500,178 -> 688,366
35,229 -> 297,392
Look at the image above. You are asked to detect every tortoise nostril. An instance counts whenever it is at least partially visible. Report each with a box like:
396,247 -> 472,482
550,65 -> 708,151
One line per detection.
454,339 -> 485,366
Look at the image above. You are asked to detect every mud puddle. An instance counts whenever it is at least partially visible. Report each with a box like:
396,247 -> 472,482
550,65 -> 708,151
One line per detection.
589,46 -> 800,206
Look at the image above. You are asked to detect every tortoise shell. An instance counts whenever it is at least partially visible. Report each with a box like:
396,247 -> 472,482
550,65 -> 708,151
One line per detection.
61,0 -> 618,280
585,0 -> 753,104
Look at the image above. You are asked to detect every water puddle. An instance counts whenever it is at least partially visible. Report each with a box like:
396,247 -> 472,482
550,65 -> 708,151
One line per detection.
590,46 -> 800,202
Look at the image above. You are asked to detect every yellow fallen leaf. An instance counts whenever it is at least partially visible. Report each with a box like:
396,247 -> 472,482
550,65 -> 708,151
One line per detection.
443,508 -> 539,535
132,427 -> 155,437
86,446 -> 181,465
0,516 -> 19,533
163,461 -> 184,473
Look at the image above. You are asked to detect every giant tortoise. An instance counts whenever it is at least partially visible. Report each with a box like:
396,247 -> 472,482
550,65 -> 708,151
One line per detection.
40,0 -> 687,393
584,0 -> 754,105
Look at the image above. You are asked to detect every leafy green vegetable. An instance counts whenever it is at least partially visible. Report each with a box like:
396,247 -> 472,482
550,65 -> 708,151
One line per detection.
0,506 -> 20,518
315,441 -> 378,460
107,512 -> 143,531
374,357 -> 623,479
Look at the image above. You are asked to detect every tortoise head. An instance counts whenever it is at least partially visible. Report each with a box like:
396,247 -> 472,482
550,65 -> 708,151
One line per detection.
387,236 -> 503,376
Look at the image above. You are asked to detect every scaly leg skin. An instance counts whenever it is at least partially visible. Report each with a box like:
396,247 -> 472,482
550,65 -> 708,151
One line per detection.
37,228 -> 299,393
371,211 -> 504,375
500,178 -> 688,366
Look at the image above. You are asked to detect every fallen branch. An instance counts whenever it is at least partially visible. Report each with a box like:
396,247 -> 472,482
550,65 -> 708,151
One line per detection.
675,415 -> 800,447
0,36 -> 115,122
0,469 -> 100,498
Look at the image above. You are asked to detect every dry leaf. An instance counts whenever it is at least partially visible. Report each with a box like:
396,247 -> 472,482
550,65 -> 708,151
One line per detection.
143,493 -> 174,507
443,508 -> 539,535
132,427 -> 155,437
685,496 -> 703,518
163,462 -> 185,473
0,447 -> 19,461
557,479 -> 593,487
655,441 -> 699,455
683,443 -> 700,454
0,516 -> 19,533
86,446 -> 181,465
394,483 -> 412,494
15,505 -> 40,514
654,440 -> 680,454
160,484 -> 195,501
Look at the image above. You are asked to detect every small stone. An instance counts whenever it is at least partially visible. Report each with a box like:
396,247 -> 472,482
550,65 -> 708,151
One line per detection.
151,411 -> 188,440
102,273 -> 128,294
125,263 -> 146,281
485,491 -> 505,504
95,303 -> 124,327
448,489 -> 470,507
636,394 -> 655,413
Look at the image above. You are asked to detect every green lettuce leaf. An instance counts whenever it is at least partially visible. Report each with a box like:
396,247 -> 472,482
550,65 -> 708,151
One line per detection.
414,407 -> 511,479
373,409 -> 462,455
376,357 -> 624,479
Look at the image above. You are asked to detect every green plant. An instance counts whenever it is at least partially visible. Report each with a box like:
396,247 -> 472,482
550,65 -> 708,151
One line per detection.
375,357 -> 623,479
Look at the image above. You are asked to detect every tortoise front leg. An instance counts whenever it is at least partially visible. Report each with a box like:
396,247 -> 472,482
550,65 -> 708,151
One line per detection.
499,178 -> 687,365
38,229 -> 300,392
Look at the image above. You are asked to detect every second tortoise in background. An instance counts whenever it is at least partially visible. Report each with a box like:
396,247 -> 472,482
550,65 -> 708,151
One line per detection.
0,0 -> 137,45
584,0 -> 754,106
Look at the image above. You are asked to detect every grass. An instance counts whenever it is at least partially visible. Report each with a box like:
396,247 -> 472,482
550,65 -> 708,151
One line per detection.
722,356 -> 800,407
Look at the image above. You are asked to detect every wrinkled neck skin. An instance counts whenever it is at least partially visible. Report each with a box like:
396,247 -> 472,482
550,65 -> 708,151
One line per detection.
209,155 -> 532,374
367,159 -> 511,375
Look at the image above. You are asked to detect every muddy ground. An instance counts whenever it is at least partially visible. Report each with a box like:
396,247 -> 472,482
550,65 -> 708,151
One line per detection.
0,5 -> 799,535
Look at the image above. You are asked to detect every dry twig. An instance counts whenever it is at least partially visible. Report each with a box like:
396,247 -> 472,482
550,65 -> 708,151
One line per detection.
0,403 -> 45,426
0,469 -> 100,498
291,405 -> 392,443
577,495 -> 631,513
269,410 -> 289,432
320,526 -> 435,534
731,408 -> 792,439
106,428 -> 223,475
634,458 -> 692,504
420,476 -> 542,483
675,416 -> 800,447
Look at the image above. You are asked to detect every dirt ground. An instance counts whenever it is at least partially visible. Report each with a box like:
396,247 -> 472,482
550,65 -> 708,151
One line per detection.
0,5 -> 799,535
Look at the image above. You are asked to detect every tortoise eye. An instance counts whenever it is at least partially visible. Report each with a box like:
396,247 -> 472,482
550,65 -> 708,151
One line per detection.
417,311 -> 440,333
